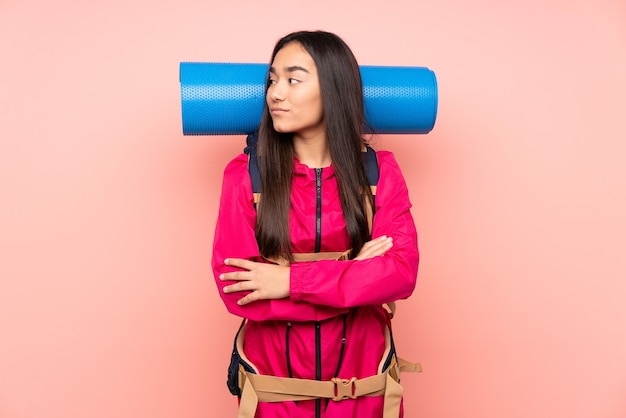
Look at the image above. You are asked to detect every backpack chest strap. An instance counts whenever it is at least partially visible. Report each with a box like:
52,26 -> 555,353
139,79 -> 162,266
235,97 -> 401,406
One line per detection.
265,250 -> 352,266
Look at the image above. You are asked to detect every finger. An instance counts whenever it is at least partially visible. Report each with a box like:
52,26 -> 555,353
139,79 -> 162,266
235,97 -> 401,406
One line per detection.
223,280 -> 256,294
237,292 -> 258,306
355,237 -> 393,260
220,270 -> 252,282
361,235 -> 387,249
224,258 -> 256,270
364,237 -> 391,252
374,238 -> 393,256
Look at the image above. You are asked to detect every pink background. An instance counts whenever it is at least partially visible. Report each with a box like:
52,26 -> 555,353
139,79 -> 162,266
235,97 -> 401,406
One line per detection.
1,0 -> 625,417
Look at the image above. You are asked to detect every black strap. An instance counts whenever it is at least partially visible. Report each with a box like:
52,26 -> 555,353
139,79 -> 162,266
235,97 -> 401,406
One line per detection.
363,145 -> 379,188
363,145 -> 379,212
245,132 -> 261,208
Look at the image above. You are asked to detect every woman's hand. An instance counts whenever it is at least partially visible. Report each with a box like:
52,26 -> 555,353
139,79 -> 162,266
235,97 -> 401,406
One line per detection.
220,258 -> 290,306
353,235 -> 393,260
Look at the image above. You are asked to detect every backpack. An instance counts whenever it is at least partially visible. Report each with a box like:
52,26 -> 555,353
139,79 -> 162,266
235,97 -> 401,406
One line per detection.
226,133 -> 422,417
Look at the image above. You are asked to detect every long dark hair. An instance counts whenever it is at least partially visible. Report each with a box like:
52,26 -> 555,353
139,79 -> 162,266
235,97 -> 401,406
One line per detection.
256,31 -> 373,261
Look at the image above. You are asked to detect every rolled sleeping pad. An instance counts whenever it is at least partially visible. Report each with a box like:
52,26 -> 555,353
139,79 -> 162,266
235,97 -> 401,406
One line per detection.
180,62 -> 438,135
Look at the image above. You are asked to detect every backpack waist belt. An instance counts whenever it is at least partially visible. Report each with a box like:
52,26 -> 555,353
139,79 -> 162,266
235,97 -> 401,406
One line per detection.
234,320 -> 421,418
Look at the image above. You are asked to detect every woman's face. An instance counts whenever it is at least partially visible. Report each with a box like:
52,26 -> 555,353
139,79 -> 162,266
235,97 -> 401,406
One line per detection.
267,42 -> 325,140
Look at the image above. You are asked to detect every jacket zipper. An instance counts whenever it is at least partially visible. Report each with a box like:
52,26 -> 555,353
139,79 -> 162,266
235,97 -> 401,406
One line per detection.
314,168 -> 322,253
314,168 -> 322,418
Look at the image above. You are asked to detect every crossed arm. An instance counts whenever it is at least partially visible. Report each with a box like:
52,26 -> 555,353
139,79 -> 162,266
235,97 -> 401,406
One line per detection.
220,235 -> 394,306
212,151 -> 417,321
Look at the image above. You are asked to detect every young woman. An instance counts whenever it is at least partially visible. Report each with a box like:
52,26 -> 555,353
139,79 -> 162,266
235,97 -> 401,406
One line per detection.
212,30 -> 419,418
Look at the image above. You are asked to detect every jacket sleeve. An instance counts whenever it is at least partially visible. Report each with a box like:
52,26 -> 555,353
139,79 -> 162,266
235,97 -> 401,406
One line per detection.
289,151 -> 419,308
211,153 -> 350,322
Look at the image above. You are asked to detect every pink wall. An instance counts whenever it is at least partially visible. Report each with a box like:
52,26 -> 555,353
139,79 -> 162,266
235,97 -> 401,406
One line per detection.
1,0 -> 625,417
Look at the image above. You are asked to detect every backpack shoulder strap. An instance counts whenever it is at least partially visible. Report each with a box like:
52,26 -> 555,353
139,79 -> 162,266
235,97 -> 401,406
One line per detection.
244,132 -> 261,207
363,145 -> 379,209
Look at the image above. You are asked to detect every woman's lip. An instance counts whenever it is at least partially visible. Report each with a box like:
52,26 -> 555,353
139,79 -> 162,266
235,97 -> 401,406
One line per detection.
270,108 -> 288,114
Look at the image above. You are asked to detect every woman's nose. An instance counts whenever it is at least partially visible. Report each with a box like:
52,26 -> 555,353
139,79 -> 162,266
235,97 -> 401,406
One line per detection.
268,81 -> 286,102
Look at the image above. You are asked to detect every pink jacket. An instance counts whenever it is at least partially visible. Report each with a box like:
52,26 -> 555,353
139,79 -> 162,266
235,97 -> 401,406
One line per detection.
212,150 -> 419,417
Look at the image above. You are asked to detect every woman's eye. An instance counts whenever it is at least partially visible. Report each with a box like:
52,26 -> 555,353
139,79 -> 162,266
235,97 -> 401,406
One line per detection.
268,79 -> 277,85
289,78 -> 300,84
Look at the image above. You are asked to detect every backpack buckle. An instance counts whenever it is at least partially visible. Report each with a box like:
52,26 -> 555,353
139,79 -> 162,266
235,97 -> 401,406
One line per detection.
331,377 -> 357,401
